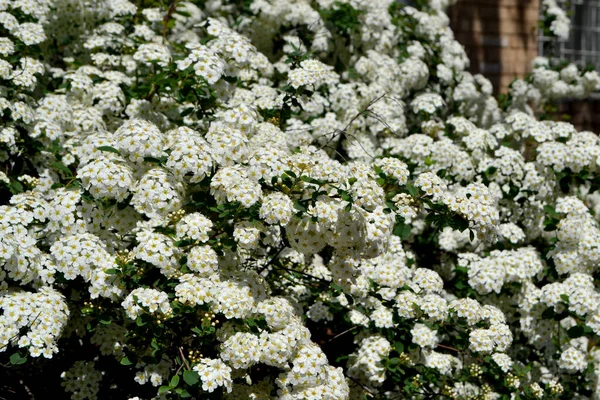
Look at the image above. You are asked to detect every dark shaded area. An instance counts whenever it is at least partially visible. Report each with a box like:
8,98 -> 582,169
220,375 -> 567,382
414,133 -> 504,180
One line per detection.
556,96 -> 600,132
0,345 -> 159,400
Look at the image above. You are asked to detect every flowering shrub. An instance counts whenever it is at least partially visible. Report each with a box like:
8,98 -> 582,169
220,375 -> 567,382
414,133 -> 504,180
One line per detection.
505,57 -> 600,115
540,0 -> 571,40
2,0 -> 600,399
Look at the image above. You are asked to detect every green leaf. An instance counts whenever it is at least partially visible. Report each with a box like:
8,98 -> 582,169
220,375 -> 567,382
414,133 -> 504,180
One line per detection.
81,307 -> 93,315
51,162 -> 73,177
560,294 -> 569,303
455,266 -> 468,274
158,386 -> 171,395
143,156 -> 167,164
393,221 -> 412,240
105,268 -> 119,275
300,176 -> 323,185
544,205 -> 559,218
175,239 -> 195,247
191,327 -> 203,335
541,307 -> 556,320
121,357 -> 133,366
183,370 -> 199,386
451,214 -> 469,232
293,200 -> 307,212
331,283 -> 344,292
406,183 -> 418,197
567,325 -> 586,338
340,192 -> 352,202
97,146 -> 120,155
170,375 -> 180,388
175,9 -> 192,17
9,180 -> 23,194
99,317 -> 112,325
180,107 -> 194,117
9,353 -> 27,365
394,341 -> 404,354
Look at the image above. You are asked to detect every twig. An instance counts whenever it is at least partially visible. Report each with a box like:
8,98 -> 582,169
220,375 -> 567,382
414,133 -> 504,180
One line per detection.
348,375 -> 375,395
327,326 -> 357,343
257,246 -> 285,275
178,347 -> 191,371
436,343 -> 460,353
315,92 -> 388,161
274,263 -> 330,283
162,0 -> 179,39
315,92 -> 387,148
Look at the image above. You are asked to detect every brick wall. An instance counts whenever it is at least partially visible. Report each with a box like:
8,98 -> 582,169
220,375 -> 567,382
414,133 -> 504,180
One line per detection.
449,0 -> 540,93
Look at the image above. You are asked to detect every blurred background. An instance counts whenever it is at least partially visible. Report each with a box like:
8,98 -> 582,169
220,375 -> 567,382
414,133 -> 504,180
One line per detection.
448,0 -> 600,131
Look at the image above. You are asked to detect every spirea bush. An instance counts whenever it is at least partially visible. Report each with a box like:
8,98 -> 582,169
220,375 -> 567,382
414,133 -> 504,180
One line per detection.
2,0 -> 600,399
539,0 -> 570,40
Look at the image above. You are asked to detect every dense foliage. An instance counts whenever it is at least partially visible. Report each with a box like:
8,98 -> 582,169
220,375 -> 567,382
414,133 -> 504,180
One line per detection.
2,0 -> 600,399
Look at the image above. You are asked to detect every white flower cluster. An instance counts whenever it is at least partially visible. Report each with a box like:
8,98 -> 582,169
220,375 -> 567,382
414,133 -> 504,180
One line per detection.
459,247 -> 544,294
176,212 -> 213,242
288,59 -> 339,89
347,335 -> 391,386
177,44 -> 225,84
50,233 -> 124,299
0,287 -> 69,358
541,0 -> 571,39
131,168 -> 185,219
4,0 -> 600,398
510,58 -> 600,111
78,156 -> 134,201
90,323 -> 127,357
548,197 -> 600,275
134,358 -> 172,387
122,288 -> 172,320
166,127 -> 215,183
193,358 -> 233,393
61,361 -> 103,400
444,182 -> 500,239
259,192 -> 295,225
411,92 -> 444,114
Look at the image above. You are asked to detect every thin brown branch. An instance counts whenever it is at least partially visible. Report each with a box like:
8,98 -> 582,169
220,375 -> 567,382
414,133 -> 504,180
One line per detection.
327,326 -> 358,343
435,343 -> 460,352
178,346 -> 191,371
348,375 -> 375,395
162,0 -> 179,39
